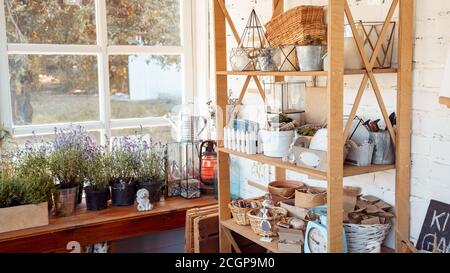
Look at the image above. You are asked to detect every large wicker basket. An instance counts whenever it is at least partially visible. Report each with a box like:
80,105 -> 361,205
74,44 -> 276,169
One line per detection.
344,223 -> 392,253
265,6 -> 327,47
228,198 -> 262,226
247,207 -> 288,237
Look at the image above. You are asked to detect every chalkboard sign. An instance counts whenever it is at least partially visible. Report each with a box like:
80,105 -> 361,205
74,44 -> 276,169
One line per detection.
416,200 -> 450,253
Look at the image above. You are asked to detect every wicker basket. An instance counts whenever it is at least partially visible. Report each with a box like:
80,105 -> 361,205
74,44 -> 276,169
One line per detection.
228,198 -> 262,226
344,223 -> 392,253
265,6 -> 327,47
247,207 -> 288,237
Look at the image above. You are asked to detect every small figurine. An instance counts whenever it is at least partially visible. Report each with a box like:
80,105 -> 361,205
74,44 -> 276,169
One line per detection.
136,189 -> 154,212
260,193 -> 274,243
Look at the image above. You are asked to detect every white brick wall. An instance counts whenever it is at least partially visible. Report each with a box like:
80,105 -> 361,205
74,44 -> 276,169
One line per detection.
220,0 -> 450,248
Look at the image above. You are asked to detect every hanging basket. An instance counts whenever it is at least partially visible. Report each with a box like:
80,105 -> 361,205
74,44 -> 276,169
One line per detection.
265,6 -> 327,47
344,223 -> 392,253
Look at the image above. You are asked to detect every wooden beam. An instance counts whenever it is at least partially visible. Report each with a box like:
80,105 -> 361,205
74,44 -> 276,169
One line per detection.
227,76 -> 252,127
327,0 -> 345,253
214,0 -> 232,253
272,0 -> 284,18
439,96 -> 450,108
273,0 -> 285,180
396,0 -> 413,253
343,0 -> 399,144
217,0 -> 241,45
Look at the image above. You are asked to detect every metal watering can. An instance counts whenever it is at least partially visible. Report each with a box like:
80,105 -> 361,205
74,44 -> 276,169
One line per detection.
167,112 -> 207,143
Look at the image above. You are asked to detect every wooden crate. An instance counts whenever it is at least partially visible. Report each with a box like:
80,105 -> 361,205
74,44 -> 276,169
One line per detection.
0,202 -> 49,234
194,213 -> 219,253
185,205 -> 219,253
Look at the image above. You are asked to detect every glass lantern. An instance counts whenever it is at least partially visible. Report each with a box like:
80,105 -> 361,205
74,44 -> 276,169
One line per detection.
264,81 -> 307,114
167,141 -> 201,199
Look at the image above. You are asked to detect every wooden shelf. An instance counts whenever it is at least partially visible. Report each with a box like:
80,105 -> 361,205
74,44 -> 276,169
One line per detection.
218,147 -> 395,180
222,219 -> 396,253
0,196 -> 217,252
216,68 -> 397,77
221,219 -> 283,253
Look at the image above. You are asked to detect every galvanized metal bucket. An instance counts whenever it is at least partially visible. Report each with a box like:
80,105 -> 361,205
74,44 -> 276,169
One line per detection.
258,48 -> 279,72
54,186 -> 78,216
370,131 -> 395,165
296,45 -> 324,71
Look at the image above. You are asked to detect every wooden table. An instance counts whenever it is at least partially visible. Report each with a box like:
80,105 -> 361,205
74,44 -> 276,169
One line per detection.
0,196 -> 217,253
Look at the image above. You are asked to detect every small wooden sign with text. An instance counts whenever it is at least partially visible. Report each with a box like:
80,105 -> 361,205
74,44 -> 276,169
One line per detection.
416,200 -> 450,253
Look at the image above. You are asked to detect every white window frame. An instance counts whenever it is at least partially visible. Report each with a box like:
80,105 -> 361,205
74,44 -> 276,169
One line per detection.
0,0 -> 196,144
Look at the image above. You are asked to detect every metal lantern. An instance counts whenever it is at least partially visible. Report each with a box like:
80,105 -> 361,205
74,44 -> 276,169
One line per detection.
264,81 -> 307,114
240,9 -> 268,49
230,9 -> 269,72
167,141 -> 201,199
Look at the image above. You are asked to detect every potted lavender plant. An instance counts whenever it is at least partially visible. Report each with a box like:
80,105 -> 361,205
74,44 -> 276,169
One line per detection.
108,137 -> 139,206
49,126 -> 91,216
135,136 -> 167,204
84,144 -> 110,211
0,142 -> 55,233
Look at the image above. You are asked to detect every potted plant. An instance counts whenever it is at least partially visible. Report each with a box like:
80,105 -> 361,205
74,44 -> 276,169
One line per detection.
0,145 -> 55,233
49,126 -> 90,216
108,136 -> 139,206
296,35 -> 325,71
135,136 -> 167,204
84,144 -> 110,211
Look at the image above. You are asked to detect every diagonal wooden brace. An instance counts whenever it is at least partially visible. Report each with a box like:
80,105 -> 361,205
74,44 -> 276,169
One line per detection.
216,0 -> 267,103
343,0 -> 398,146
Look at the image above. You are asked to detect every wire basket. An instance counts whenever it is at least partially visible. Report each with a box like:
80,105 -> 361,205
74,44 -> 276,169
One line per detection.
344,223 -> 392,253
247,207 -> 288,237
265,6 -> 327,47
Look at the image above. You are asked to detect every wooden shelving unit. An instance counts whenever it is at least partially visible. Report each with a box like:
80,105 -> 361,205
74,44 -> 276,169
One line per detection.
219,148 -> 395,180
216,68 -> 397,77
213,0 -> 413,253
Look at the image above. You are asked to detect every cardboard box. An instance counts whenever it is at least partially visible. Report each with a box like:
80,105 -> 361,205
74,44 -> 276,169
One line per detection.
279,199 -> 308,220
277,227 -> 304,253
0,202 -> 49,233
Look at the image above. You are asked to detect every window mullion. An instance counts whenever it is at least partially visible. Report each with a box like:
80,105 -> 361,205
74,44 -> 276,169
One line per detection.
0,0 -> 14,129
96,0 -> 111,145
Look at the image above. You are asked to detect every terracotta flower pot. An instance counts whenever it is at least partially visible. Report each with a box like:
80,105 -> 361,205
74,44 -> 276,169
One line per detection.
268,180 -> 306,204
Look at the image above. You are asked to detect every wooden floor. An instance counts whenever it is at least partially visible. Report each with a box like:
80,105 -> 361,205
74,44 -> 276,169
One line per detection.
0,196 -> 217,253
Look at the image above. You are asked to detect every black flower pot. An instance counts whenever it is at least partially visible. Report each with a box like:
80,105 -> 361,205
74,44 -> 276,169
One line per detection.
85,187 -> 110,211
111,180 -> 136,207
137,181 -> 163,204
77,183 -> 84,205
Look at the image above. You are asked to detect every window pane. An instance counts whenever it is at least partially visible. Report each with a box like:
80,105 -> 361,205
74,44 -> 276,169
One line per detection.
9,55 -> 100,125
109,55 -> 182,119
4,0 -> 96,44
111,126 -> 176,144
107,0 -> 181,46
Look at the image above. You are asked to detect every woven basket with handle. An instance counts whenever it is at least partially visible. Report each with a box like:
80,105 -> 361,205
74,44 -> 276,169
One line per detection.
265,6 -> 327,47
247,207 -> 288,237
228,197 -> 262,226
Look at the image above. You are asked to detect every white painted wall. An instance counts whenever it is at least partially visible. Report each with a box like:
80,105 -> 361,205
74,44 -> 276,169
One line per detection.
220,0 -> 450,249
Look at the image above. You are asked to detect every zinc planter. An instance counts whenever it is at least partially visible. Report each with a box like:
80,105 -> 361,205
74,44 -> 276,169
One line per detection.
111,180 -> 136,207
54,186 -> 78,217
296,45 -> 324,71
0,202 -> 49,233
85,187 -> 110,211
137,181 -> 163,204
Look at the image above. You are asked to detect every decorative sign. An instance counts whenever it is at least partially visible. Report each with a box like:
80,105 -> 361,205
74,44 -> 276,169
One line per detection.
439,49 -> 450,108
416,200 -> 450,253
